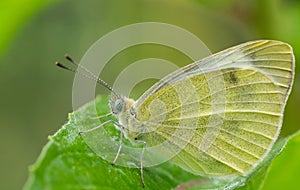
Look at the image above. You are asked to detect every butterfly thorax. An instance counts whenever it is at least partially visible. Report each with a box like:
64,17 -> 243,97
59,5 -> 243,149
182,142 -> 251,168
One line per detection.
109,96 -> 145,141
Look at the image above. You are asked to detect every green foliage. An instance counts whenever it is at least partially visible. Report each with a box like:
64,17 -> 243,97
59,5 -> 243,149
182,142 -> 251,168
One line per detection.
262,131 -> 300,190
0,0 -> 59,56
24,96 -> 296,190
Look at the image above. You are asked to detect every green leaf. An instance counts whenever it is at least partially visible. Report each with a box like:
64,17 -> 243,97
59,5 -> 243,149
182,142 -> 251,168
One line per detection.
23,96 -> 295,190
261,131 -> 300,190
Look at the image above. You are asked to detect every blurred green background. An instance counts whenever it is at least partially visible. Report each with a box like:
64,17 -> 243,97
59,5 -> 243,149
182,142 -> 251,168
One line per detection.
0,0 -> 299,190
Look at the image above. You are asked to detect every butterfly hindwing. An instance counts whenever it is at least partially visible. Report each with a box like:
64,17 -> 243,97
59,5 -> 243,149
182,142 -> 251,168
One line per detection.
134,40 -> 294,176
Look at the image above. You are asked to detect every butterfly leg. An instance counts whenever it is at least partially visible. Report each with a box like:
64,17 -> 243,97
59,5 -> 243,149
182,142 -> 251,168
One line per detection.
79,119 -> 124,165
79,120 -> 120,134
88,112 -> 113,120
135,140 -> 146,188
112,125 -> 123,165
141,141 -> 146,188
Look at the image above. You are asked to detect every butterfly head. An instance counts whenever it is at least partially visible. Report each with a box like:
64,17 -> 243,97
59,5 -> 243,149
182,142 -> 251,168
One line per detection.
109,95 -> 140,140
109,95 -> 124,115
109,95 -> 136,118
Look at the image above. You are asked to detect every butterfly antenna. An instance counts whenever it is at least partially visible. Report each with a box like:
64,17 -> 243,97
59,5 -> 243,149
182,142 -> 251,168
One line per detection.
55,55 -> 118,97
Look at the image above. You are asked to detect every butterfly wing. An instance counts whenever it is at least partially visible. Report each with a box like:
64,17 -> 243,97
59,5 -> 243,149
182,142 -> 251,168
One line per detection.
134,40 -> 294,176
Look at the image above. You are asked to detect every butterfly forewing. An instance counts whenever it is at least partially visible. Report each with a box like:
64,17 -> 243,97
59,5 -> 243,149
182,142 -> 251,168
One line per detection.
134,40 -> 294,176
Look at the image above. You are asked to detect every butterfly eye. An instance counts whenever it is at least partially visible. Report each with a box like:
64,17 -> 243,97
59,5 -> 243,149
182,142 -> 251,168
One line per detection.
114,99 -> 124,114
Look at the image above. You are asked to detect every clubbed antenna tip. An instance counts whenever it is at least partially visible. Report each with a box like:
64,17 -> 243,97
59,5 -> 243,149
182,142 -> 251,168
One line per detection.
64,54 -> 76,65
55,55 -> 118,96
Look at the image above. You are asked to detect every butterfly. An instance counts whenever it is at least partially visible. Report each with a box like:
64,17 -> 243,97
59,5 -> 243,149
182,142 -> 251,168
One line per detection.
56,40 -> 295,188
